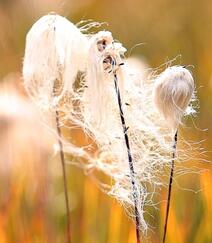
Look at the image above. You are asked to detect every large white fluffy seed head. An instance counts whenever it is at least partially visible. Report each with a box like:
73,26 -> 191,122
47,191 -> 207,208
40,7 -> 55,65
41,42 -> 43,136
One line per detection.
23,14 -> 88,108
153,66 -> 195,130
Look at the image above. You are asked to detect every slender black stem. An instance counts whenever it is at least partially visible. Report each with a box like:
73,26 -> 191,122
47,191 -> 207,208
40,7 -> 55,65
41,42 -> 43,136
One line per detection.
162,131 -> 178,243
55,110 -> 71,243
113,73 -> 141,243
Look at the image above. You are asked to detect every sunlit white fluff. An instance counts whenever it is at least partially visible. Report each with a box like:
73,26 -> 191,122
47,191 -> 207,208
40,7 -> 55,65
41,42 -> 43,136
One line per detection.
153,66 -> 195,130
82,31 -> 126,128
23,17 -> 198,233
23,14 -> 88,109
74,31 -> 182,232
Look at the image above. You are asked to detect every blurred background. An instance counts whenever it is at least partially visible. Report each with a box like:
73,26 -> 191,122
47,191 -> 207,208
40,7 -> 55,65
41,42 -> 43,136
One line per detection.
0,0 -> 211,242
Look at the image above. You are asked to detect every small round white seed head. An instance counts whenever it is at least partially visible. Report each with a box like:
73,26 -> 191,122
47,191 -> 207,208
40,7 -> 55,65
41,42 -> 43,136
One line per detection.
153,66 -> 195,130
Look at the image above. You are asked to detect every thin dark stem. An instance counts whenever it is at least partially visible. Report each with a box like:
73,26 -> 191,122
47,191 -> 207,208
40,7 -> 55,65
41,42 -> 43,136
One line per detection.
55,110 -> 71,243
113,73 -> 141,243
162,131 -> 178,243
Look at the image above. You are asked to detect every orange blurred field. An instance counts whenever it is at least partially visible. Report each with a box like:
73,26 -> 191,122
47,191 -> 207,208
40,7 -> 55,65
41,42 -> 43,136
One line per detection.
0,1 -> 211,242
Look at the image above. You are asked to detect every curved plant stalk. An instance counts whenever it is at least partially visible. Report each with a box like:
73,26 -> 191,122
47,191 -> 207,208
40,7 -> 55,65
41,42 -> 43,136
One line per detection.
162,131 -> 178,243
53,80 -> 71,243
113,72 -> 141,243
55,110 -> 71,243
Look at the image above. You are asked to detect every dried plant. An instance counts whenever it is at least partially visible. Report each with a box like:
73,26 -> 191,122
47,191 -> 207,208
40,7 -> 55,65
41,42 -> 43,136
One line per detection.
153,66 -> 195,242
84,31 -> 142,241
23,13 -> 89,243
23,13 -> 197,239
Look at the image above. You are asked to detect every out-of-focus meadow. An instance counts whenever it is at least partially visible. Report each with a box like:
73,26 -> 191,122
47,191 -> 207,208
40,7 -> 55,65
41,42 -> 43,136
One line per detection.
0,0 -> 211,242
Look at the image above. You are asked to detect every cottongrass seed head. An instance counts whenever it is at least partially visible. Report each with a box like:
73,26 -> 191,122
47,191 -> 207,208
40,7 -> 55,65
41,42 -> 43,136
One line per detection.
23,13 -> 88,109
153,66 -> 195,131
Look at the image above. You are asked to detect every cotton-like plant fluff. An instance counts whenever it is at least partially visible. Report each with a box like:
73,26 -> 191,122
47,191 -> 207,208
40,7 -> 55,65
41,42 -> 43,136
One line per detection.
23,14 -> 88,109
23,14 -> 199,235
153,66 -> 195,130
82,31 -> 126,128
76,31 -> 183,233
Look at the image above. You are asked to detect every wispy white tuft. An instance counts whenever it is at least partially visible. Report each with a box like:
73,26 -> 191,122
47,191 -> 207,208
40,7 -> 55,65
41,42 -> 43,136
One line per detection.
82,31 -> 126,128
23,13 -> 88,109
153,66 -> 195,130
